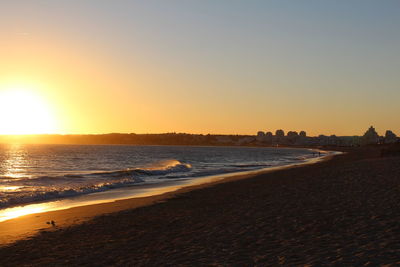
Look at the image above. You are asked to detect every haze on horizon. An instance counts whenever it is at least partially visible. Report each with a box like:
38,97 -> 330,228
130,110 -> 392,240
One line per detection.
0,1 -> 399,136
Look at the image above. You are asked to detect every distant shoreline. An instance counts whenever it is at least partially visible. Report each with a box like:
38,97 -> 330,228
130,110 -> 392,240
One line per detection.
1,132 -> 395,147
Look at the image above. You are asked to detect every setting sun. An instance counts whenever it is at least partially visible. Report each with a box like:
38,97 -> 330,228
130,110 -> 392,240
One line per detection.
0,89 -> 57,135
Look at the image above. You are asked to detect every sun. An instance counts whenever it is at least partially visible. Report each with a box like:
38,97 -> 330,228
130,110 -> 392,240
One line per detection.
0,89 -> 58,135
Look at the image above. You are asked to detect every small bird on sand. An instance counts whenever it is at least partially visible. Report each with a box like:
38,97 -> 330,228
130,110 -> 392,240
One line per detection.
46,220 -> 56,227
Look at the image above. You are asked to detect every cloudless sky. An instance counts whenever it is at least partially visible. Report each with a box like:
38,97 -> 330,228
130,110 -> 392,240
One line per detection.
0,0 -> 399,136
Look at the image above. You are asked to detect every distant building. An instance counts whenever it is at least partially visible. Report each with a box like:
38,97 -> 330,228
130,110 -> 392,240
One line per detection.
265,132 -> 273,143
287,131 -> 299,138
275,129 -> 285,137
252,127 -> 394,147
384,130 -> 397,144
286,131 -> 299,144
256,131 -> 266,142
361,126 -> 380,145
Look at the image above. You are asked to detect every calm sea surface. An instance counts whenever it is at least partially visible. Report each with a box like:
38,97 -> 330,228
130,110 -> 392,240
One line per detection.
0,144 -> 321,209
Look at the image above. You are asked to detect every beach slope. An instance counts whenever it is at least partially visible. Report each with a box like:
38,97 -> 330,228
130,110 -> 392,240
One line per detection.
1,147 -> 400,266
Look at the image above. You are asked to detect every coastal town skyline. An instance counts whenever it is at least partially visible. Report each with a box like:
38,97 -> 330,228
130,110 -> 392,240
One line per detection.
1,125 -> 398,147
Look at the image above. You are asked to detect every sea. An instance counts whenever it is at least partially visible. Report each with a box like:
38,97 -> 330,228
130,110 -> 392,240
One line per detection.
0,144 -> 326,211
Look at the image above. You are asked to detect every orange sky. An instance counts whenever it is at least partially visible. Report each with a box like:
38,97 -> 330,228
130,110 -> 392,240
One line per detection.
0,1 -> 399,137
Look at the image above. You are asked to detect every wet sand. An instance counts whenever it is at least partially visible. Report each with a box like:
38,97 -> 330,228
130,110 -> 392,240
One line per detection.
1,147 -> 400,266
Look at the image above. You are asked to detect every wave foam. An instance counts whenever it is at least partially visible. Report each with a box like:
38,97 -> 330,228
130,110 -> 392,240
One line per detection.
0,159 -> 192,209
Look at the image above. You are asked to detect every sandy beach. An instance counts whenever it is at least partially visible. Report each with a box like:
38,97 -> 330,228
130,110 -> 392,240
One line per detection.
0,151 -> 328,246
0,146 -> 399,266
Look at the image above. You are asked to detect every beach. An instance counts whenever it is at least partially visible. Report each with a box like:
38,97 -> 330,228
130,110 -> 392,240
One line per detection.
1,146 -> 399,266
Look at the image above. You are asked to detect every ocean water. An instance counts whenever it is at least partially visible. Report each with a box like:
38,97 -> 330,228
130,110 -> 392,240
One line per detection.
0,144 -> 322,209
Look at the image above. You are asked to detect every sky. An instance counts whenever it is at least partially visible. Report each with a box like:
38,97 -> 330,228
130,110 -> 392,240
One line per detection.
0,0 -> 399,136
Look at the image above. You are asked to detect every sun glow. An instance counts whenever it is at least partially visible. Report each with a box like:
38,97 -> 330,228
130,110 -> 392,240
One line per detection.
0,89 -> 58,135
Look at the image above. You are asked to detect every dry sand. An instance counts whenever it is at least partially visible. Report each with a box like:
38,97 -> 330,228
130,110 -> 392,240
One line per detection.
0,146 -> 399,266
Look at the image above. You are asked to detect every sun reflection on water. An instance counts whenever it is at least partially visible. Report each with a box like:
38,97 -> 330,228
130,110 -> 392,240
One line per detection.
0,186 -> 22,191
1,144 -> 30,179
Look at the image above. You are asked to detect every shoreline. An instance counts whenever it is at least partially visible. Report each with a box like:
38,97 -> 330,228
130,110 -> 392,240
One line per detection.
0,149 -> 336,246
1,146 -> 399,265
0,145 -> 325,214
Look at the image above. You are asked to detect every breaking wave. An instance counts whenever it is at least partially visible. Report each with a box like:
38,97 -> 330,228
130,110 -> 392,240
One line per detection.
0,159 -> 192,208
